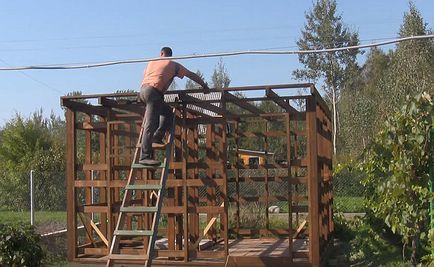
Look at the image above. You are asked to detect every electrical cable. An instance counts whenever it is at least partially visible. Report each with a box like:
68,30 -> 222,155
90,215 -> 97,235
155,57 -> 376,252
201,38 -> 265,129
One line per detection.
0,34 -> 432,71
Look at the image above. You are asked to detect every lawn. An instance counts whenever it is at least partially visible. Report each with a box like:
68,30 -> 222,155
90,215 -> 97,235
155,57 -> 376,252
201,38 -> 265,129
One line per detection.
334,196 -> 365,213
0,210 -> 66,229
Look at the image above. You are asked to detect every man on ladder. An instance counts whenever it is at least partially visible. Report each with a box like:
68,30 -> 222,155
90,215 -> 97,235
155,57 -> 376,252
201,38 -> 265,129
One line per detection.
139,46 -> 210,165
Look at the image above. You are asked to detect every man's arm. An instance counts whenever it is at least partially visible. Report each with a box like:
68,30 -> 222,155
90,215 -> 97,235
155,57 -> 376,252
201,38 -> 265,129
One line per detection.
185,70 -> 210,91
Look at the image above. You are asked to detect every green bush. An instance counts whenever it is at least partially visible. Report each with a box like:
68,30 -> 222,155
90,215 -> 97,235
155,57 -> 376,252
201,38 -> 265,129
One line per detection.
0,223 -> 44,267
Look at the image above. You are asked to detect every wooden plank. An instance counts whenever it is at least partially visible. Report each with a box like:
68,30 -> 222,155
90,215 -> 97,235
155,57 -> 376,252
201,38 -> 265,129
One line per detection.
227,195 -> 306,203
285,112 -> 293,262
80,163 -> 108,171
265,88 -> 296,113
309,85 -> 331,118
206,124 -> 218,245
307,95 -> 320,266
83,247 -> 108,255
196,250 -> 226,259
74,180 -> 108,187
77,204 -> 109,213
99,96 -> 144,115
225,256 -> 309,267
66,109 -> 77,261
229,229 -> 294,236
182,109 -> 190,261
61,99 -> 107,117
293,220 -> 307,239
98,115 -> 108,240
228,131 -> 287,138
179,93 -> 236,118
79,212 -> 109,246
78,213 -> 96,246
224,91 -> 264,115
228,176 -> 307,185
193,202 -> 224,249
76,121 -> 107,131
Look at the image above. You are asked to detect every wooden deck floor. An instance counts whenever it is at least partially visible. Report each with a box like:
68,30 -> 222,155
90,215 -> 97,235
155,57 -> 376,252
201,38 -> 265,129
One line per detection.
71,238 -> 310,267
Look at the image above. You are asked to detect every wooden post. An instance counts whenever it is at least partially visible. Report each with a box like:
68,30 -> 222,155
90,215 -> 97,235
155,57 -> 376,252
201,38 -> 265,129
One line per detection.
66,109 -> 77,261
84,114 -> 92,244
99,115 -> 108,237
182,107 -> 189,261
106,114 -> 113,244
235,121 -> 241,237
307,95 -> 320,266
285,112 -> 293,262
264,120 -> 270,232
206,124 -> 217,241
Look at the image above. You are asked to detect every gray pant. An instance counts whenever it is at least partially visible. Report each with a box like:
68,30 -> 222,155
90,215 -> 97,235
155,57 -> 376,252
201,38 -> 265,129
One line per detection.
139,86 -> 174,160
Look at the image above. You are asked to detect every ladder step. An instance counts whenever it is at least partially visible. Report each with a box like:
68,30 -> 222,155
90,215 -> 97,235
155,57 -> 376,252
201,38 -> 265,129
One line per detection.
125,184 -> 162,190
131,163 -> 164,169
120,206 -> 158,213
134,143 -> 167,149
109,254 -> 149,260
114,229 -> 154,236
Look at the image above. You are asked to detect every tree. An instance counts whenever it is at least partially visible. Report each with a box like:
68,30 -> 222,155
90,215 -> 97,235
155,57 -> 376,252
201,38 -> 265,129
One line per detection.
361,92 -> 433,266
338,48 -> 391,157
0,111 -> 66,210
380,2 -> 434,115
293,0 -> 361,154
212,58 -> 231,89
185,70 -> 205,89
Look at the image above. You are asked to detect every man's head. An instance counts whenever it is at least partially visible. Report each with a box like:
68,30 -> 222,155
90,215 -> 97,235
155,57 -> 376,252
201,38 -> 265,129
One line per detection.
160,47 -> 173,57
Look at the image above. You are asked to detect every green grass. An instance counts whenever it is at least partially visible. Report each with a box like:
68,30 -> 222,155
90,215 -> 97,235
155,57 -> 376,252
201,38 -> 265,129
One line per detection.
334,196 -> 365,213
0,210 -> 66,225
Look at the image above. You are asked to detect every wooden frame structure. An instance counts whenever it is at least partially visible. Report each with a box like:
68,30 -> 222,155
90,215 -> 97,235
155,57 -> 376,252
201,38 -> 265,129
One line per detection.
62,83 -> 333,267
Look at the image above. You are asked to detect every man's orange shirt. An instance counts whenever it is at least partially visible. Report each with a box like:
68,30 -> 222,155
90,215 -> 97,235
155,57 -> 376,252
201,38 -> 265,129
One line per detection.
141,59 -> 187,93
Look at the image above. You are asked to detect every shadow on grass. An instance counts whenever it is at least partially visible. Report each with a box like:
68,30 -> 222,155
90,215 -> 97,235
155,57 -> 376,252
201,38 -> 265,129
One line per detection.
329,213 -> 411,267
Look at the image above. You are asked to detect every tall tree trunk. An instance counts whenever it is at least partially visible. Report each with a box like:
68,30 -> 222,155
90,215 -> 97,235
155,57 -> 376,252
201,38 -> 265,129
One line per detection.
411,234 -> 417,267
332,86 -> 337,155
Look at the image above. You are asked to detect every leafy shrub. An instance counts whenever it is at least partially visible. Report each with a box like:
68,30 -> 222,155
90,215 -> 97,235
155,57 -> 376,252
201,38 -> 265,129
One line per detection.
0,223 -> 44,266
361,92 -> 434,265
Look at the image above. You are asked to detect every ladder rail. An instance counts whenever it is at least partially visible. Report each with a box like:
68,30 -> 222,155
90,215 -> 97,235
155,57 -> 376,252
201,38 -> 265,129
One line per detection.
106,107 -> 177,267
107,119 -> 146,262
146,113 -> 176,266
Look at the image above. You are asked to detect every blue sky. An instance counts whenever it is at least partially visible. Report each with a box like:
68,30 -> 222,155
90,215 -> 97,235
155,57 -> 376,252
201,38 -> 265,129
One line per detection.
0,0 -> 433,126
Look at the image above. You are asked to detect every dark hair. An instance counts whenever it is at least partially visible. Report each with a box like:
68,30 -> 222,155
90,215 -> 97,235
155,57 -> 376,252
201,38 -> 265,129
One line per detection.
161,47 -> 173,57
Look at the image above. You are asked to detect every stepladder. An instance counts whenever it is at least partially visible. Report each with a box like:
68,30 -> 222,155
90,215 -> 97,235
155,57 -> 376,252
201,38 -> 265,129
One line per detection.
106,108 -> 176,267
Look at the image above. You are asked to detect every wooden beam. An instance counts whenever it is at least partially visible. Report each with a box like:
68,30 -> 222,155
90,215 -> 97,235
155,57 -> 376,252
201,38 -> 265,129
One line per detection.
309,85 -> 331,118
193,202 -> 224,250
66,109 -> 77,261
307,95 -> 320,266
76,121 -> 107,131
224,92 -> 264,115
99,96 -> 144,115
293,220 -> 307,239
61,99 -> 107,117
79,212 -> 109,247
178,93 -> 236,118
78,213 -> 96,246
266,88 -> 297,113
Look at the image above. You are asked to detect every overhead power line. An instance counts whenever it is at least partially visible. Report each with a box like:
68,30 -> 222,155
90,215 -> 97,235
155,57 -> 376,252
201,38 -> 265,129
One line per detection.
0,34 -> 433,71
0,58 -> 63,94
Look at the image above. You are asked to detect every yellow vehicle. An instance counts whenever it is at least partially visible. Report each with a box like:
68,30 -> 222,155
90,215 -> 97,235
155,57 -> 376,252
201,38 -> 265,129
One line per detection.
238,149 -> 274,168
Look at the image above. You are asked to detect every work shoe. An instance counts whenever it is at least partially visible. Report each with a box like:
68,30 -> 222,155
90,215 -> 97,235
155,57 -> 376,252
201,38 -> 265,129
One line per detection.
152,137 -> 166,148
152,136 -> 165,145
138,158 -> 161,166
